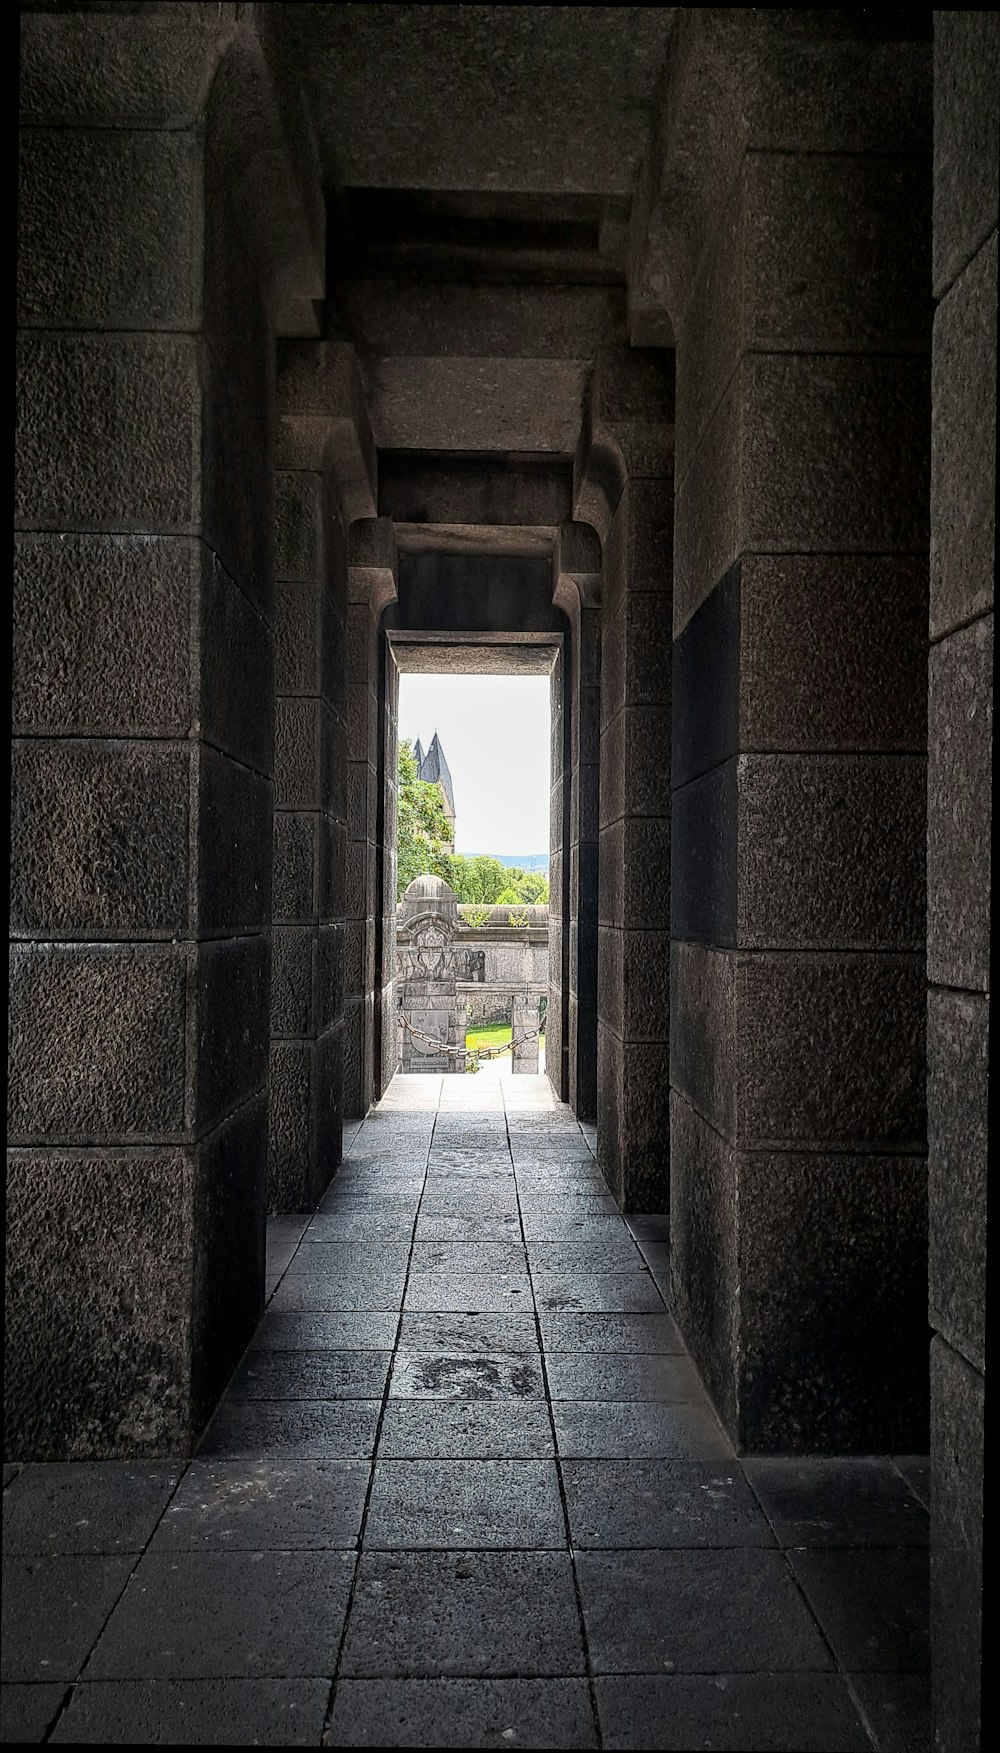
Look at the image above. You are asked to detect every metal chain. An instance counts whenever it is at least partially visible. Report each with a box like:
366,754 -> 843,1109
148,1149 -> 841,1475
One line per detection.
399,1014 -> 543,1059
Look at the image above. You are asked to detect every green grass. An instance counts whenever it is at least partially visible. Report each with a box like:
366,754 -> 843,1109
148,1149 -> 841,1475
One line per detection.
466,1024 -> 545,1052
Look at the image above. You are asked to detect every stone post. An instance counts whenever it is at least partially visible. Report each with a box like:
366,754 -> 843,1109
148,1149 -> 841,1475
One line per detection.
576,345 -> 675,1212
10,5 -> 322,1454
512,993 -> 541,1074
927,15 -> 995,1749
396,877 -> 464,1074
642,11 -> 933,1452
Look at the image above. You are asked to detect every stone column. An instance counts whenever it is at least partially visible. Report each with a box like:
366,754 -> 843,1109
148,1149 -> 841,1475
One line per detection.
927,15 -> 995,1749
556,526 -> 602,1122
10,5 -> 321,1454
647,12 -> 933,1451
577,347 -> 674,1211
512,994 -> 541,1074
346,519 -> 398,1114
545,643 -> 569,1099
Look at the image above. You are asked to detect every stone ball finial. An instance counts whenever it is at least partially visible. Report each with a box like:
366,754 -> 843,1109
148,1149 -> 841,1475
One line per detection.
399,873 -> 460,932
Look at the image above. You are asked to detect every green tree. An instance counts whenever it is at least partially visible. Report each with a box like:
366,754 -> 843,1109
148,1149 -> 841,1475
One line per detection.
448,854 -> 509,905
396,739 -> 455,898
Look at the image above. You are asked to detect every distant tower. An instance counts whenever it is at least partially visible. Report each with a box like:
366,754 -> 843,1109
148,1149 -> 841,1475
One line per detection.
417,731 -> 456,853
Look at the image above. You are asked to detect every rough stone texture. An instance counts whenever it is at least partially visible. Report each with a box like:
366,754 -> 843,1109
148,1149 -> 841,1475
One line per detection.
18,7 -> 223,129
932,11 -> 1000,297
8,943 -> 189,1144
10,740 -> 192,940
930,1337 -> 983,1753
4,1149 -> 194,1458
50,1679 -> 331,1746
667,1094 -> 740,1439
927,990 -> 987,1372
927,614 -> 993,993
930,237 -> 997,639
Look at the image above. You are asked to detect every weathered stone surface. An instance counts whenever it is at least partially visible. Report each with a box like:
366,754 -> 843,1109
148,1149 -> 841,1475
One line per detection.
17,126 -> 201,330
192,1098 -> 267,1427
18,8 -> 224,128
317,925 -> 345,1035
201,357 -> 273,617
4,1149 -> 193,1458
320,817 -> 348,922
737,753 -> 926,951
51,1678 -> 330,1746
273,813 -> 316,923
12,534 -> 195,738
671,565 -> 740,789
201,548 -> 275,778
932,10 -> 1000,297
328,1677 -> 595,1751
268,1040 -> 314,1213
10,740 -> 191,939
270,927 -> 315,1038
930,237 -> 997,639
8,944 -> 188,1143
927,990 -> 988,1371
274,697 -> 319,811
670,943 -> 736,1142
196,935 -> 269,1133
15,332 -> 200,533
670,762 -> 738,948
736,951 -> 925,1151
197,748 -> 272,936
274,472 -> 322,584
738,1151 -> 928,1454
596,1673 -> 868,1752
668,1093 -> 740,1438
927,615 -> 992,991
740,554 -> 928,753
274,579 -> 320,696
930,1337 -> 983,1753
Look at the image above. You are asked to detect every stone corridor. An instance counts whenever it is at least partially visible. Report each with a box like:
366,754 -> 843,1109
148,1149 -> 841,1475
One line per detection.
3,1074 -> 930,1749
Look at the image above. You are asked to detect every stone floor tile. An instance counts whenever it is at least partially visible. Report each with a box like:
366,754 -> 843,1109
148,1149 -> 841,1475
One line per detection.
410,1241 -> 528,1274
520,1213 -> 633,1243
150,1458 -> 370,1551
744,1458 -> 929,1548
553,1401 -> 731,1460
403,1272 -> 534,1312
596,1674 -> 869,1751
2,1464 -> 180,1556
285,1243 -> 411,1275
379,1402 -> 555,1459
426,1160 -> 515,1178
340,1551 -> 585,1678
265,1240 -> 302,1276
268,1270 -> 406,1313
788,1550 -> 930,1673
305,1212 -> 416,1243
848,1671 -> 931,1753
518,1190 -> 619,1211
577,1549 -> 833,1675
365,1459 -> 566,1549
545,1353 -> 703,1403
225,1349 -> 392,1401
327,1677 -> 597,1748
398,1312 -> 539,1354
390,1352 -> 544,1400
249,1311 -> 398,1351
84,1551 -> 355,1679
197,1400 -> 381,1458
526,1239 -> 646,1273
892,1456 -> 931,1511
0,1682 -> 68,1744
623,1214 -> 670,1243
562,1460 -> 775,1549
1,1556 -> 134,1682
533,1273 -> 665,1313
637,1242 -> 671,1283
50,1678 -> 330,1745
413,1213 -> 523,1243
420,1190 -> 521,1221
539,1311 -> 685,1353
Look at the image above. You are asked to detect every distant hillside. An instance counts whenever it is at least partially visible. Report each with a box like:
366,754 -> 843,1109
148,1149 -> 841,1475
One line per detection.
467,852 -> 549,872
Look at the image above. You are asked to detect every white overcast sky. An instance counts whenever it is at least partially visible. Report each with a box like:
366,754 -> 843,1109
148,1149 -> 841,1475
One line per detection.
399,674 -> 551,855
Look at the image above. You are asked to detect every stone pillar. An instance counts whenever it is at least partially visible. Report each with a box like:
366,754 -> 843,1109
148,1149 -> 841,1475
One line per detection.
346,519 -> 398,1113
556,526 -> 602,1122
927,15 -> 995,1749
648,12 -> 932,1451
396,877 -> 464,1074
545,643 -> 569,1099
512,994 -> 541,1074
10,5 -> 321,1454
377,640 -> 401,1093
577,347 -> 674,1211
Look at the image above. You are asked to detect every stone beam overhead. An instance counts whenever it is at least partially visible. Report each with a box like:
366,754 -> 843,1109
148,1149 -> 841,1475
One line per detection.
283,4 -> 674,196
378,455 -> 573,531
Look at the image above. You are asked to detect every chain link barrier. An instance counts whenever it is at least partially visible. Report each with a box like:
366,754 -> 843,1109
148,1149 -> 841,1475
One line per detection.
399,1013 -> 543,1065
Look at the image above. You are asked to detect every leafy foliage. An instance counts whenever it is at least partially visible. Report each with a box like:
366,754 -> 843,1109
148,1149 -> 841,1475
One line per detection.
396,742 -> 550,905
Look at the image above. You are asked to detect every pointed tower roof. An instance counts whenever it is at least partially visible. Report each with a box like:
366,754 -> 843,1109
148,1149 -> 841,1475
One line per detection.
419,731 -> 455,814
412,737 -> 425,769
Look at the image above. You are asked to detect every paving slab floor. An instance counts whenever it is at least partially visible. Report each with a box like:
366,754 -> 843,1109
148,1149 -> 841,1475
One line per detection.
2,1073 -> 930,1748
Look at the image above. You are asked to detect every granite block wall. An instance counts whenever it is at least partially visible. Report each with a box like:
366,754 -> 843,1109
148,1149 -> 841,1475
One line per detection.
927,15 -> 994,1750
665,13 -> 933,1452
10,8 -> 275,1455
558,528 -> 602,1123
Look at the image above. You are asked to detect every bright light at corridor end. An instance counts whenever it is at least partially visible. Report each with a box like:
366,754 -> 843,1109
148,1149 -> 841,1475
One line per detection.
398,674 -> 551,856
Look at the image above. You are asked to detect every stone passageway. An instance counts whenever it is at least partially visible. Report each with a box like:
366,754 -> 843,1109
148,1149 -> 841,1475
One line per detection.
3,1075 -> 930,1747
